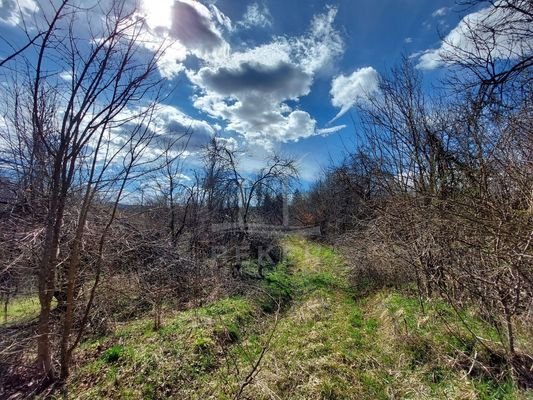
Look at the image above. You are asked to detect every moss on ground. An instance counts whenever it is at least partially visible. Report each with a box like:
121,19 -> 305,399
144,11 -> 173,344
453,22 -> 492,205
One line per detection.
64,237 -> 530,399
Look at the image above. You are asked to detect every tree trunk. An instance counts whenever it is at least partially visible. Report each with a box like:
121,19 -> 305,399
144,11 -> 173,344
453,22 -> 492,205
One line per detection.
37,290 -> 53,379
37,180 -> 66,379
59,243 -> 81,380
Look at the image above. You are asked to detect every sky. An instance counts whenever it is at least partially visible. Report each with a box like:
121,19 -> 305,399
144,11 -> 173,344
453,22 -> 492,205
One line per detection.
0,0 -> 483,184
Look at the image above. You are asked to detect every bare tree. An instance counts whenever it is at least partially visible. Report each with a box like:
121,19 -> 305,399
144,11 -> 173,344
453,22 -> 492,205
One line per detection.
307,44 -> 531,382
0,0 -> 168,380
447,0 -> 533,104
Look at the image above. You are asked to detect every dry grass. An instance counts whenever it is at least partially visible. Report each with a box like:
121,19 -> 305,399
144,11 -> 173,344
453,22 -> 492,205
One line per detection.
60,237 -> 529,399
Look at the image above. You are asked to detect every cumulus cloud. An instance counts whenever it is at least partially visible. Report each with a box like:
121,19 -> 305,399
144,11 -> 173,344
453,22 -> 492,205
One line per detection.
215,136 -> 239,151
169,0 -> 228,56
329,67 -> 380,122
417,4 -> 532,70
196,61 -> 312,98
152,104 -> 216,150
192,91 -> 320,149
112,103 -> 216,154
2,1 -> 346,150
141,0 -> 173,29
153,43 -> 188,79
0,0 -> 189,79
0,0 -> 38,26
238,3 -> 272,29
139,0 -> 230,77
189,7 -> 345,148
1,0 -> 228,78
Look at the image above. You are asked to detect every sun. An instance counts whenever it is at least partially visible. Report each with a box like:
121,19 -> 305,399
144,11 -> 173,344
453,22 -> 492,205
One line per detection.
141,0 -> 174,30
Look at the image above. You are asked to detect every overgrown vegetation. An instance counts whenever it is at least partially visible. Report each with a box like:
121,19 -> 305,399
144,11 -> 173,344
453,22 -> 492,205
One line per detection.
54,238 -> 530,399
290,0 -> 533,388
0,0 -> 531,398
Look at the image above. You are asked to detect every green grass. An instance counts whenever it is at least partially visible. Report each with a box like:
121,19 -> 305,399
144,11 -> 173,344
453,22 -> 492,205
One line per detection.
0,296 -> 56,325
361,291 -> 525,400
102,345 -> 126,363
65,237 -> 531,399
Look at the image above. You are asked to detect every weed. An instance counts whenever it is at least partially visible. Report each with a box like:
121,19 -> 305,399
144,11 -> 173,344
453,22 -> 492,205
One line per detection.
102,345 -> 125,363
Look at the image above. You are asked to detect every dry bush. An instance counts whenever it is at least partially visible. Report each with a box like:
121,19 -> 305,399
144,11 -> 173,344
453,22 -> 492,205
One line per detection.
338,227 -> 415,297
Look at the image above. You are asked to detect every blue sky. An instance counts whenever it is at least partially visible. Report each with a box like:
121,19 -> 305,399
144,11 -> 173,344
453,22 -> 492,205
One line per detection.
0,0 -> 475,183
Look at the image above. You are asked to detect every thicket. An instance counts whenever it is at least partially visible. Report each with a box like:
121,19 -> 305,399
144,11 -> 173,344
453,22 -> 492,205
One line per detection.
292,0 -> 532,387
0,1 -> 295,393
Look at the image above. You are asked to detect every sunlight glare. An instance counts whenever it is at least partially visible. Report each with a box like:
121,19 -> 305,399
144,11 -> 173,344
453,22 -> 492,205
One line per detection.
142,0 -> 174,29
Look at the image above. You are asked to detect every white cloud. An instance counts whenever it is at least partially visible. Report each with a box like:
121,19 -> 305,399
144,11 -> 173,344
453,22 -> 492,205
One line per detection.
215,136 -> 239,151
191,87 -> 320,149
222,41 -> 293,69
0,0 -> 38,26
289,6 -> 344,75
404,37 -> 413,44
194,61 -> 312,99
151,104 -> 216,149
432,7 -> 448,18
167,0 -> 229,57
141,0 -> 174,29
189,7 -> 345,148
329,67 -> 380,122
210,4 -> 233,32
113,103 -> 216,154
154,43 -> 188,79
417,4 -> 533,70
316,125 -> 347,135
59,71 -> 73,81
140,0 -> 230,77
0,0 -> 226,79
238,2 -> 272,29
0,0 -> 192,79
416,51 -> 441,70
1,2 -> 347,152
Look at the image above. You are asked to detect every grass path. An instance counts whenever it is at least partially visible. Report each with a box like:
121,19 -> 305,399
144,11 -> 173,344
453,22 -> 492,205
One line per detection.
66,237 -> 528,400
